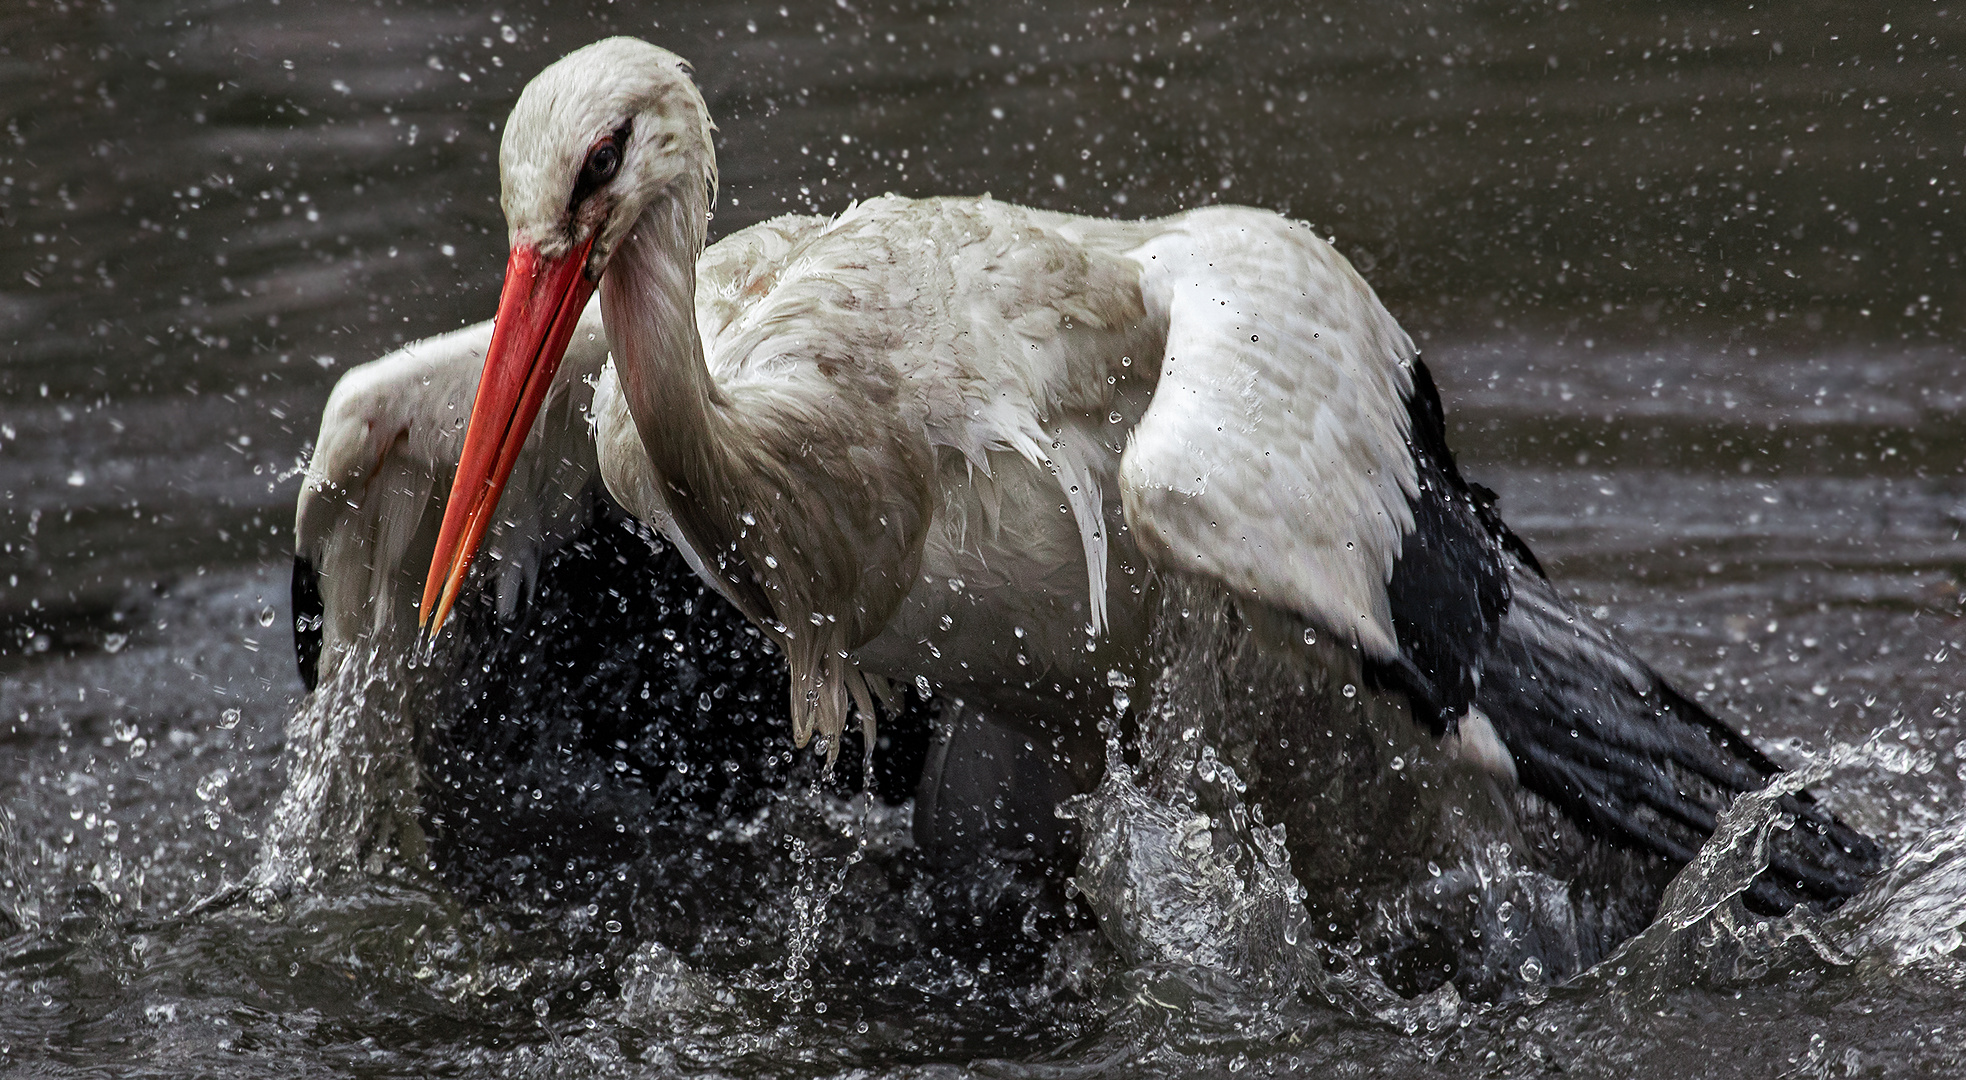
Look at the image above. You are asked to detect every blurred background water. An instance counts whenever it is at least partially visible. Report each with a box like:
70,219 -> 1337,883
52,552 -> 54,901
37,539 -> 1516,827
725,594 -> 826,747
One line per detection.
4,1 -> 1966,1076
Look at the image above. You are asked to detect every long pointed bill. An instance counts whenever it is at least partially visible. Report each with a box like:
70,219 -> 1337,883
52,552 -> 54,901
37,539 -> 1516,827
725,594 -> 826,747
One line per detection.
420,238 -> 598,637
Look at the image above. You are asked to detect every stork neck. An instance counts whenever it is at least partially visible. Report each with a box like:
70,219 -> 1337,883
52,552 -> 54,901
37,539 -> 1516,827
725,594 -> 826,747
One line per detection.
599,189 -> 732,496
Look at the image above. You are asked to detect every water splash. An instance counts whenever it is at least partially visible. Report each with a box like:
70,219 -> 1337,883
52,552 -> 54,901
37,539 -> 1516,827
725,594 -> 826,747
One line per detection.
249,644 -> 429,898
775,826 -> 859,1010
1059,580 -> 1324,998
1060,578 -> 1693,1011
1826,729 -> 1966,983
1062,748 -> 1319,992
770,788 -> 914,1013
1574,732 -> 1966,1003
1573,757 -> 1851,1002
619,940 -> 736,1026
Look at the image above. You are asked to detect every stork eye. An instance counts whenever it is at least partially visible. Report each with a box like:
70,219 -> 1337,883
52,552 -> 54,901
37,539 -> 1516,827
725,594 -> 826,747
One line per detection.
583,141 -> 622,186
570,123 -> 632,210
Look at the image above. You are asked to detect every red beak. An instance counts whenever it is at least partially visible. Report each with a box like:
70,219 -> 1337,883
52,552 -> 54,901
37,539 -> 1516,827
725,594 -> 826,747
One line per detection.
420,239 -> 598,637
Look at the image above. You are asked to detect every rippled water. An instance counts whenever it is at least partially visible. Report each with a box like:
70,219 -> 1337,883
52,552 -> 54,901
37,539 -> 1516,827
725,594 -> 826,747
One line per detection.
5,1 -> 1966,1075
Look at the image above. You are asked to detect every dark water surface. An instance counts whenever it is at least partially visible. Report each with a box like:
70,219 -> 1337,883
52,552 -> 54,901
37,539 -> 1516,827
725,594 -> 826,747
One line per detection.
5,1 -> 1966,1076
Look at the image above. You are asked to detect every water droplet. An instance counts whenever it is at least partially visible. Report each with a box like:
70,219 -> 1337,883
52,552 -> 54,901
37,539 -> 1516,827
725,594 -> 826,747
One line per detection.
66,471 -> 86,487
1303,628 -> 1316,645
604,919 -> 623,933
501,23 -> 517,43
1342,683 -> 1357,699
219,708 -> 241,729
1108,410 -> 1123,424
256,605 -> 276,628
1389,756 -> 1405,771
102,633 -> 128,654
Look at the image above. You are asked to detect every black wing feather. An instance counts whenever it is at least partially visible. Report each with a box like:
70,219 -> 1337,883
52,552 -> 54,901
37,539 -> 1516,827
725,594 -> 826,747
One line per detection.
1380,355 -> 1882,911
292,553 -> 324,692
1477,565 -> 1883,911
1376,357 -> 1508,734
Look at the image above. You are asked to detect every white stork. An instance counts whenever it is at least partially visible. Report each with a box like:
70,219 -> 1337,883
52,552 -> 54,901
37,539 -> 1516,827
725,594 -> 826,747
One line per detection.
410,37 -> 1876,910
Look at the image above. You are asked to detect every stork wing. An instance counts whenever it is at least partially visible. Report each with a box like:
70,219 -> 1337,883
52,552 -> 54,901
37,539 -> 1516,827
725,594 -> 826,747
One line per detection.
293,301 -> 610,688
1117,207 -> 1421,660
1113,208 -> 1880,906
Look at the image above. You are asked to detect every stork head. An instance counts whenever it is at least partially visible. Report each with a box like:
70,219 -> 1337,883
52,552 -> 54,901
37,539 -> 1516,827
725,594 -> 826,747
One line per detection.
500,37 -> 718,279
420,38 -> 717,635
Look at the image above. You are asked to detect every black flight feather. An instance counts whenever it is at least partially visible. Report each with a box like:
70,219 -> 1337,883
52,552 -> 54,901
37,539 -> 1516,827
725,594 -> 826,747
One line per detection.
1380,355 -> 1882,911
